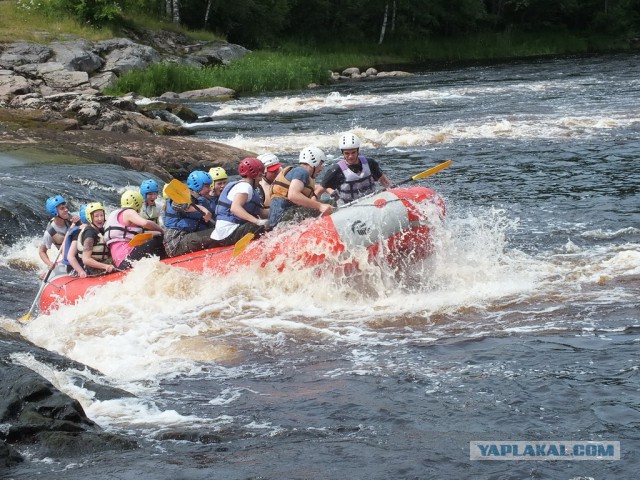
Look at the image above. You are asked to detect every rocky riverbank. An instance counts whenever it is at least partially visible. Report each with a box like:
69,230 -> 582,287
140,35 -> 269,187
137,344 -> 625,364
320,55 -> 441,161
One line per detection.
0,28 -> 414,178
0,30 -> 256,177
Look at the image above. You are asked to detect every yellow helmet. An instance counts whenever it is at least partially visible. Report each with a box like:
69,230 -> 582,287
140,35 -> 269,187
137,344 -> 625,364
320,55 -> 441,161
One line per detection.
85,202 -> 105,221
162,184 -> 169,200
121,190 -> 143,210
208,167 -> 228,182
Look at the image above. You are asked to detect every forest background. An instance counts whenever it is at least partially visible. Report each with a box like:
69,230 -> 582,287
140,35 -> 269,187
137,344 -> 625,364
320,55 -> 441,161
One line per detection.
5,0 -> 640,95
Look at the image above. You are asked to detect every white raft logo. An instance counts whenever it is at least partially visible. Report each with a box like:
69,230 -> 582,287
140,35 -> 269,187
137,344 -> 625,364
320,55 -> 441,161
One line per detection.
470,441 -> 620,461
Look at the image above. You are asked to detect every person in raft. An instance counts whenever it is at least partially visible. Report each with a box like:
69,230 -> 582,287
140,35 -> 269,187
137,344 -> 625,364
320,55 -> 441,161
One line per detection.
61,204 -> 88,277
78,202 -> 115,275
138,179 -> 161,224
267,146 -> 333,228
104,190 -> 165,269
315,132 -> 393,204
210,157 -> 269,246
256,153 -> 283,208
163,170 -> 218,257
208,167 -> 228,213
39,195 -> 80,272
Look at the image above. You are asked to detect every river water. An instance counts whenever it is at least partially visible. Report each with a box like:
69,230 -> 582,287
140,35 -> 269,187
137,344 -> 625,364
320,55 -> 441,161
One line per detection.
1,53 -> 639,479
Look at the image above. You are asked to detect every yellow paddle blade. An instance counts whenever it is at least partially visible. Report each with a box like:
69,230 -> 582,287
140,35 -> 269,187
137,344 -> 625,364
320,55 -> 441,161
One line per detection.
128,232 -> 155,247
19,311 -> 33,322
165,179 -> 192,204
411,159 -> 452,181
233,233 -> 255,257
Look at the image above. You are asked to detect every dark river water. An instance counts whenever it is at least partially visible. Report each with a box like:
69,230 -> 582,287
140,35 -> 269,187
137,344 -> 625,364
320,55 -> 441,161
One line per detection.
1,53 -> 639,479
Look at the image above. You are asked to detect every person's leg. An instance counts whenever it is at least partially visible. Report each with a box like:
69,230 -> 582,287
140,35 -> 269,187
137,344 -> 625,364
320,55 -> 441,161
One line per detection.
166,228 -> 216,257
129,236 -> 166,262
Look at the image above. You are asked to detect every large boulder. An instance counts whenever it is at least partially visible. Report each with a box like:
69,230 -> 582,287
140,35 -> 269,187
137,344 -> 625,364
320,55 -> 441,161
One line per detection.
0,330 -> 138,464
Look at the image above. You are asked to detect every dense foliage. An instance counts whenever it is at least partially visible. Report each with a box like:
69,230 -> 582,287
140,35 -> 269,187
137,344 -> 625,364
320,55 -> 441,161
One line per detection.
17,0 -> 640,48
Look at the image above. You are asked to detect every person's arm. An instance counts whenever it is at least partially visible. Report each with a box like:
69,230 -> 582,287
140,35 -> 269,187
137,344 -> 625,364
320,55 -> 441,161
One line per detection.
38,243 -> 53,268
67,240 -> 86,278
289,179 -> 333,216
378,174 -> 393,188
38,227 -> 57,267
82,236 -> 115,273
230,192 -> 263,224
123,209 -> 165,233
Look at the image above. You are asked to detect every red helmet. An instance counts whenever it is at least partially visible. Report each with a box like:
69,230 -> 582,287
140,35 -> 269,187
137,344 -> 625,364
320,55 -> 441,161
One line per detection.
238,157 -> 264,179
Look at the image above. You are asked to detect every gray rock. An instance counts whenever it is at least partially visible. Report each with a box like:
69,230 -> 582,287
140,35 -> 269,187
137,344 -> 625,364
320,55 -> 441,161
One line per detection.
0,70 -> 31,98
192,42 -> 250,66
96,38 -> 161,75
342,67 -> 361,76
176,86 -> 236,100
0,42 -> 51,68
89,71 -> 118,91
50,40 -> 103,73
376,70 -> 414,78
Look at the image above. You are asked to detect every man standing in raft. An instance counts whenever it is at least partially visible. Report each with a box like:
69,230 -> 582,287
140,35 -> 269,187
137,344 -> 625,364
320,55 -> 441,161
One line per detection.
315,133 -> 393,203
267,146 -> 333,228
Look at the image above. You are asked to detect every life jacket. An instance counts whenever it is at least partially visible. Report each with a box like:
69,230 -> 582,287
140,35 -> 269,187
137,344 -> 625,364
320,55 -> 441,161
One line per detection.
270,166 -> 316,200
61,225 -> 82,266
215,181 -> 262,224
336,156 -> 376,202
45,218 -> 71,249
77,225 -> 110,263
139,203 -> 159,223
163,200 -> 208,232
196,195 -> 217,217
104,208 -> 144,245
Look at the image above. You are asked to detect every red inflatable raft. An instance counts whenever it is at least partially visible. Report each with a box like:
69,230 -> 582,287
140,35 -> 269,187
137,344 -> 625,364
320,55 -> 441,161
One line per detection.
38,186 -> 445,314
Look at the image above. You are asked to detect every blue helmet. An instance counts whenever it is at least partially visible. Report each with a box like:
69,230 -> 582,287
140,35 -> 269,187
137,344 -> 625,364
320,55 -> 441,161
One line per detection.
79,204 -> 88,224
187,170 -> 212,192
45,195 -> 66,217
140,179 -> 159,196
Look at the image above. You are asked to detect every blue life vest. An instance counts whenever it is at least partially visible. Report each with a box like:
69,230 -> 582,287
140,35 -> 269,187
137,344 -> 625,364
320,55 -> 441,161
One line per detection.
215,181 -> 262,224
61,225 -> 80,266
164,200 -> 208,232
196,195 -> 217,217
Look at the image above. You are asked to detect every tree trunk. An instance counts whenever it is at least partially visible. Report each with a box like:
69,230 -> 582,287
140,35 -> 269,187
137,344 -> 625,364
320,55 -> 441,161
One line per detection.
204,0 -> 213,26
165,0 -> 171,19
172,0 -> 181,24
378,2 -> 389,45
391,1 -> 396,33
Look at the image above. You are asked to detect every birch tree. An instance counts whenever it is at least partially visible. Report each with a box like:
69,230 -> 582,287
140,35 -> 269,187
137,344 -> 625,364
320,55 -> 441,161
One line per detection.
378,2 -> 389,44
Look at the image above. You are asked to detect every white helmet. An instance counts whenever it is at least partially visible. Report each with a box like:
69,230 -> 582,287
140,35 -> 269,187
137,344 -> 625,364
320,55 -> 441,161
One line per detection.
257,153 -> 280,169
339,133 -> 361,150
299,146 -> 326,167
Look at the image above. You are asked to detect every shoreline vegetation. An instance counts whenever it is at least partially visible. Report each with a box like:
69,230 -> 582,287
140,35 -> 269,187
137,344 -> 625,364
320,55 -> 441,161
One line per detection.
1,2 -> 637,98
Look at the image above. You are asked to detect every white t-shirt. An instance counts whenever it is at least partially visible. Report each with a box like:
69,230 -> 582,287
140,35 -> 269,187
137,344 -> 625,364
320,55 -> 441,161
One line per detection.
210,182 -> 255,241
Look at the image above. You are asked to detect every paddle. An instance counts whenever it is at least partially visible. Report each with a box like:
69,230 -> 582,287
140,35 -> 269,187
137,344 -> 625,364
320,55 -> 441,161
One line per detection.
19,248 -> 63,322
164,179 -> 214,226
338,159 -> 452,209
164,179 -> 193,205
128,232 -> 161,247
233,232 -> 255,257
